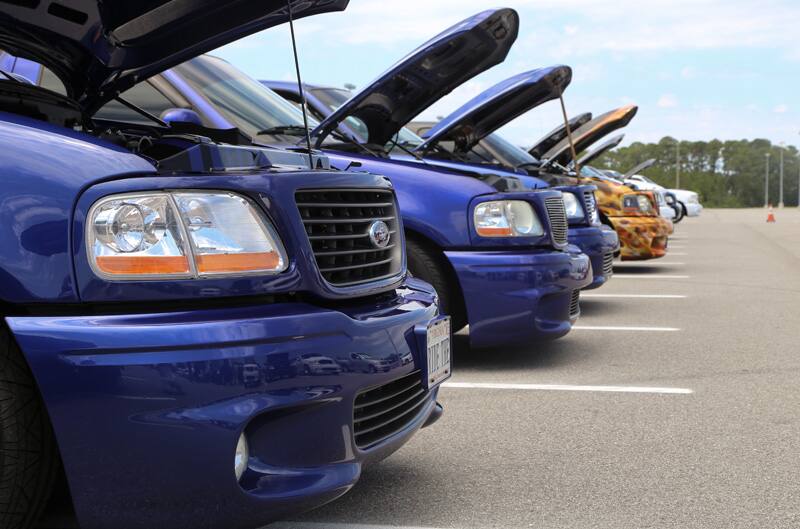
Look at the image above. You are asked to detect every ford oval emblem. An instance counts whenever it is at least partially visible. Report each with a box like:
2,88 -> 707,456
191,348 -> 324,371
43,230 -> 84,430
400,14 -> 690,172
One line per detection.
368,220 -> 391,249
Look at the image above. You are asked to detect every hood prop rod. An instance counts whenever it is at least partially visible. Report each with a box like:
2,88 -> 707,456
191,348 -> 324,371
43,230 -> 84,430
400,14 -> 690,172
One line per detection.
287,0 -> 315,169
558,94 -> 580,175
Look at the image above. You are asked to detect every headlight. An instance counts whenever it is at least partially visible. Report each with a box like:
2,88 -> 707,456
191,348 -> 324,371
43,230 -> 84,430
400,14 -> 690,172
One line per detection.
473,200 -> 543,237
88,191 -> 287,279
562,193 -> 585,220
622,194 -> 654,214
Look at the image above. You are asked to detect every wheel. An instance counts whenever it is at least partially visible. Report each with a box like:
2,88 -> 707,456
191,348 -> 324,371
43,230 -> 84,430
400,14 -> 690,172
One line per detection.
406,237 -> 467,330
0,330 -> 58,529
367,364 -> 377,374
673,203 -> 685,223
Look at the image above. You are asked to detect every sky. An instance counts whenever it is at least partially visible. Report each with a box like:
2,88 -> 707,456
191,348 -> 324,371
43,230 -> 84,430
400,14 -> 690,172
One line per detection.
215,0 -> 800,149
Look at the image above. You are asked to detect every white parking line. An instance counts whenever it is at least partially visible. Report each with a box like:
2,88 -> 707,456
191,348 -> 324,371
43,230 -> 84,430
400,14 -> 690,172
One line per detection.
442,382 -> 693,394
613,274 -> 690,279
581,293 -> 687,299
573,325 -> 681,331
668,252 -> 688,256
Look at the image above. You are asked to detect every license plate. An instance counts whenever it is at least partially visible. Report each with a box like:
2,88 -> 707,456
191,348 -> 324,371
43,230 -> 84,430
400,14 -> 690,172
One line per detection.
424,317 -> 451,389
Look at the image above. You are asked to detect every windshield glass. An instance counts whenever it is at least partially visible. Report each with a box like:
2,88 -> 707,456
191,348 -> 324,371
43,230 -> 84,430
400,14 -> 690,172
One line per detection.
311,87 -> 424,148
480,133 -> 539,166
174,56 -> 317,140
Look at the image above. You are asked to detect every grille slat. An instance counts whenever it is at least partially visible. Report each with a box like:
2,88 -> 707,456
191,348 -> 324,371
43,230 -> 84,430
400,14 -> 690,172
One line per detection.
296,201 -> 395,208
353,371 -> 430,449
355,387 -> 427,423
545,197 -> 569,246
602,252 -> 614,276
296,189 -> 403,287
302,216 -> 396,224
569,290 -> 581,318
319,257 -> 395,273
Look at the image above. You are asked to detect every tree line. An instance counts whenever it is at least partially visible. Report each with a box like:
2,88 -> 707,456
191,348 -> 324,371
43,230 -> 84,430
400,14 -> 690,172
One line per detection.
592,137 -> 800,208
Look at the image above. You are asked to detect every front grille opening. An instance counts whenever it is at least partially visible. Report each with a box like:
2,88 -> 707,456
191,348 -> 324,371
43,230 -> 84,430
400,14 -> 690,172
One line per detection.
353,371 -> 429,449
583,191 -> 597,223
545,196 -> 568,246
296,189 -> 403,287
569,289 -> 581,318
602,252 -> 614,276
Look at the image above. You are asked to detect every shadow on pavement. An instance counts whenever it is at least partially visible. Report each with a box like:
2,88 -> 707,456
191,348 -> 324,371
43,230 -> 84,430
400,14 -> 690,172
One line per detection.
450,333 -> 589,372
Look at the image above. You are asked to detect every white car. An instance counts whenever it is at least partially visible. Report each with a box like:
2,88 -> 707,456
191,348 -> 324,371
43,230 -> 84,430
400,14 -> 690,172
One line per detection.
625,173 -> 703,218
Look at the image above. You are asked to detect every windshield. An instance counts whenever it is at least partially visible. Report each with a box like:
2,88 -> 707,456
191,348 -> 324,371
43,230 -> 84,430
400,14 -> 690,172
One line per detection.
311,87 -> 424,148
479,133 -> 539,167
581,165 -> 610,178
173,56 -> 317,140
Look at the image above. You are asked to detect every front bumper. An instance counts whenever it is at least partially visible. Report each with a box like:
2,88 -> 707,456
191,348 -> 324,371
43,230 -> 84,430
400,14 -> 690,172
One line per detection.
7,279 -> 440,529
608,215 -> 672,260
684,202 -> 703,216
568,225 -> 620,290
445,246 -> 592,348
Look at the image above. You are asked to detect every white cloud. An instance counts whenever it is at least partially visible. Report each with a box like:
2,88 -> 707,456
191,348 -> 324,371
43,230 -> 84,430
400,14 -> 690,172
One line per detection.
657,94 -> 679,108
774,104 -> 789,113
680,67 -> 696,79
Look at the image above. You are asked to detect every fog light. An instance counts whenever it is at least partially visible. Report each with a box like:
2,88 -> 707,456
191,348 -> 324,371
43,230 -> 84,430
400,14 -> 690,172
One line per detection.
234,433 -> 249,481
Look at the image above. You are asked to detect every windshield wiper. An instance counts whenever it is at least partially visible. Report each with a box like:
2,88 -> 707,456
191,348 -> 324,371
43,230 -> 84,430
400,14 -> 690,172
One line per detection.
328,129 -> 382,158
256,125 -> 310,136
390,139 -> 426,162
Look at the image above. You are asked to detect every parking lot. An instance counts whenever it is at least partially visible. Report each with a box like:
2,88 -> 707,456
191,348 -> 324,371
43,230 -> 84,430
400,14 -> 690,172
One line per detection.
274,209 -> 800,529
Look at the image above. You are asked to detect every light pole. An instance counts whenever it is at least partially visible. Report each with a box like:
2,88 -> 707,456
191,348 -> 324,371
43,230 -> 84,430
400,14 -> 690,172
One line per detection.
779,142 -> 785,207
675,140 -> 680,188
765,152 -> 770,207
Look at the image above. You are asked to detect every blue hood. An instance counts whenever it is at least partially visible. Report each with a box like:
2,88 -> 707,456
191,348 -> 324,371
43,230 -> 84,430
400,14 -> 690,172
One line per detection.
311,8 -> 519,147
0,0 -> 348,113
415,66 -> 572,153
528,112 -> 592,158
575,133 -> 624,167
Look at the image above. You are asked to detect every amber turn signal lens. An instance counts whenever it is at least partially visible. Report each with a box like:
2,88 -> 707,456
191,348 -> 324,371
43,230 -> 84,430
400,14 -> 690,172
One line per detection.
475,226 -> 513,236
95,255 -> 191,275
195,252 -> 281,273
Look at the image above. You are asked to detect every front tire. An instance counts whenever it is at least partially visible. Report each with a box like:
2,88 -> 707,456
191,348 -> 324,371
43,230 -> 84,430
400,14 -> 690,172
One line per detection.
673,203 -> 685,223
406,237 -> 467,330
0,330 -> 58,529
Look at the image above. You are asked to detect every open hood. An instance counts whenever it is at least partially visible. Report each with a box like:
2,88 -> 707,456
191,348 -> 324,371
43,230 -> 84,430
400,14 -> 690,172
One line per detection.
540,105 -> 638,167
528,112 -> 591,158
575,133 -> 624,167
311,7 -> 519,147
0,0 -> 348,113
414,66 -> 572,153
623,158 -> 657,180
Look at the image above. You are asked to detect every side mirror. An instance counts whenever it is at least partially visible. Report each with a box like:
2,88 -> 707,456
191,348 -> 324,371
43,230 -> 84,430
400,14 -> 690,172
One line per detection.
160,108 -> 203,126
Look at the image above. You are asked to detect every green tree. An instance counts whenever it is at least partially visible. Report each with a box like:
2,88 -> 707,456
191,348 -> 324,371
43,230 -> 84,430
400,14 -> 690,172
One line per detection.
592,137 -> 799,207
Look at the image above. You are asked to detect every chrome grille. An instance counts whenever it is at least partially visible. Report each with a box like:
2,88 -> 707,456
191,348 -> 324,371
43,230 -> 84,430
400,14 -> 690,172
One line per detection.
545,196 -> 568,245
583,191 -> 598,224
602,252 -> 615,276
569,290 -> 581,318
296,189 -> 403,287
353,371 -> 429,449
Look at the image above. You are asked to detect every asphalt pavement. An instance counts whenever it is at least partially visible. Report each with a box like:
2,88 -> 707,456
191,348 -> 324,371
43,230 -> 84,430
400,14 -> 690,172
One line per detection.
274,208 -> 800,529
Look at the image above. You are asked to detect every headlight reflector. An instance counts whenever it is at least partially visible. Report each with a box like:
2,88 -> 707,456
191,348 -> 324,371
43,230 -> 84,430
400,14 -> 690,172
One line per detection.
88,191 -> 286,279
562,193 -> 585,220
474,200 -> 543,237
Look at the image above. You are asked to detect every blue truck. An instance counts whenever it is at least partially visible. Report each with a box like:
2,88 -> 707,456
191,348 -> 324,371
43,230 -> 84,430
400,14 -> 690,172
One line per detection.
49,8 -> 593,348
0,2 -> 450,528
265,67 -> 619,291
